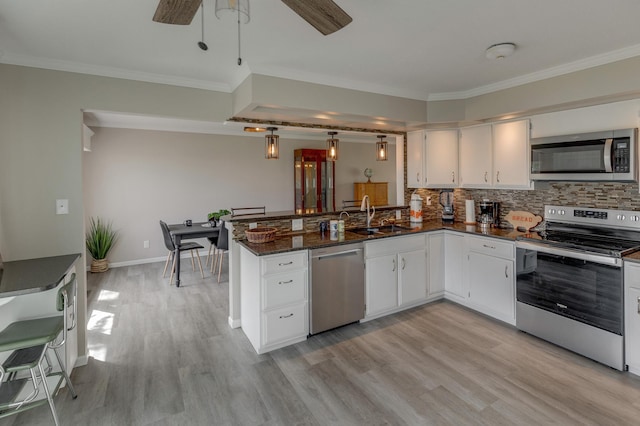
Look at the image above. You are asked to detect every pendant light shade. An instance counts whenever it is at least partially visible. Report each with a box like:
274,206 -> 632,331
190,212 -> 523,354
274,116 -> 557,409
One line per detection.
376,135 -> 388,161
265,127 -> 279,159
215,0 -> 250,23
326,132 -> 339,161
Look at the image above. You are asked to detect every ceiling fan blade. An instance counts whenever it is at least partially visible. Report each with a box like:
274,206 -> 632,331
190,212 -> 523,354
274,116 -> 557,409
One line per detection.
281,0 -> 353,35
153,0 -> 202,25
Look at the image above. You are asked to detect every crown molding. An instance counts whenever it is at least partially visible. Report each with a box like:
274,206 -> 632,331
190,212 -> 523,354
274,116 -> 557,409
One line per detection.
0,52 -> 233,93
428,43 -> 640,101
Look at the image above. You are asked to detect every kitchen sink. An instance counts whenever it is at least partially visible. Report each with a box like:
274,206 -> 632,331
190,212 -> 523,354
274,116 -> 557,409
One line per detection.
348,224 -> 413,236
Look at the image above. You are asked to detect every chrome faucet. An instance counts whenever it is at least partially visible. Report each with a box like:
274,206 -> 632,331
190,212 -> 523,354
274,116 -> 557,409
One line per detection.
360,195 -> 375,228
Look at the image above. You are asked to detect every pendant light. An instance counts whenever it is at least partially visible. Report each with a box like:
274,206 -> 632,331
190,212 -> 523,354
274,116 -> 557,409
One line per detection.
326,132 -> 339,161
376,135 -> 388,161
215,0 -> 250,65
265,127 -> 279,159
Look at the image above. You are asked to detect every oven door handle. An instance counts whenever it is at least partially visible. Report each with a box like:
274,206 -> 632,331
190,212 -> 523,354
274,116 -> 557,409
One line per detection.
516,241 -> 622,267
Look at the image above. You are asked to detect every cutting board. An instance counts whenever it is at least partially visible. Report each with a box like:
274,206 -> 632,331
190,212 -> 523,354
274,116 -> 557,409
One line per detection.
505,210 -> 543,231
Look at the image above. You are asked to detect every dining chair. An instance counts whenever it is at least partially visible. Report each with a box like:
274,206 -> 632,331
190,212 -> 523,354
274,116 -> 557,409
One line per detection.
159,220 -> 204,283
214,220 -> 229,283
0,273 -> 78,426
205,231 -> 220,269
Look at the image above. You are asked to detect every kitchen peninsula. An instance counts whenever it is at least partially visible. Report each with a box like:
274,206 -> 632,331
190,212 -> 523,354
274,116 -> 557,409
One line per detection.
226,204 -> 527,354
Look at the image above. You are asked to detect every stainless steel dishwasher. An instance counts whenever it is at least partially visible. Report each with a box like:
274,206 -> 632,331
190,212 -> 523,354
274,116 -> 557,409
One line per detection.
309,243 -> 365,335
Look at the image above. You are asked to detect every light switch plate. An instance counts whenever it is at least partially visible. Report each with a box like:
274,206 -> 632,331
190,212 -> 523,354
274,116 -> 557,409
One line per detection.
56,199 -> 69,215
292,218 -> 303,231
249,223 -> 257,229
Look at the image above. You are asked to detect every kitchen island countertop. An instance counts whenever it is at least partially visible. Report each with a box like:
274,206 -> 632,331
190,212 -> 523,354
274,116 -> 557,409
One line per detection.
239,221 -> 527,256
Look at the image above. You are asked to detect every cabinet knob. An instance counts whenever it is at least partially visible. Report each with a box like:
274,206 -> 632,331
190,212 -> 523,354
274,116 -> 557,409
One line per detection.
451,171 -> 455,183
402,257 -> 406,270
484,171 -> 488,182
279,313 -> 294,319
392,258 -> 396,272
416,172 -> 420,183
637,296 -> 640,314
505,266 -> 508,278
496,171 -> 501,183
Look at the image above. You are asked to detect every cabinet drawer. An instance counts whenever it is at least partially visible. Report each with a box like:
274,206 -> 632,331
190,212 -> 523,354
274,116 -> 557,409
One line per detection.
263,270 -> 307,309
263,303 -> 307,345
262,251 -> 307,275
466,235 -> 514,259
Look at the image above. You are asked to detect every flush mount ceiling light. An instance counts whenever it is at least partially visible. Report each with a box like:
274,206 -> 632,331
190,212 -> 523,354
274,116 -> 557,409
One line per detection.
376,135 -> 388,161
485,42 -> 516,60
244,126 -> 266,132
265,127 -> 279,159
327,131 -> 339,161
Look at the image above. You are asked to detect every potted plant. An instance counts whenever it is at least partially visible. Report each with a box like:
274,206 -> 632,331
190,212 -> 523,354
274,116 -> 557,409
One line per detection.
86,217 -> 118,273
207,209 -> 231,226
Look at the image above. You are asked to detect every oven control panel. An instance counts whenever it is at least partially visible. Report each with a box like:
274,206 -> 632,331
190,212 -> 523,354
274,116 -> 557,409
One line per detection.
545,205 -> 640,230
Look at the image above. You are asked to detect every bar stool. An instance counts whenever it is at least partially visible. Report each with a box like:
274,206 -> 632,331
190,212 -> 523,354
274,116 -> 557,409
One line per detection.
0,273 -> 78,426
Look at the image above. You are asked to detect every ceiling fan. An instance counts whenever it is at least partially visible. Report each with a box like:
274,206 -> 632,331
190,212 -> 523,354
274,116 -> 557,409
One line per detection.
153,0 -> 352,35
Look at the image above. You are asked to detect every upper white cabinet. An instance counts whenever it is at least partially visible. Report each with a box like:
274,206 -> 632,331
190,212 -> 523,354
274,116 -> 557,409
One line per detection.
457,119 -> 532,189
406,129 -> 459,188
492,119 -> 532,189
459,124 -> 493,188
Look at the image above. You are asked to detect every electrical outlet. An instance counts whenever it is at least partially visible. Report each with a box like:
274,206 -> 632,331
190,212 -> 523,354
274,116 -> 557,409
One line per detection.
249,222 -> 258,229
143,240 -> 150,249
426,196 -> 432,206
292,218 -> 303,231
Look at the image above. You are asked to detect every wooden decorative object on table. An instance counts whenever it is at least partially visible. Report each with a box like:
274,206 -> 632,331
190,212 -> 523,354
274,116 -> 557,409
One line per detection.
245,227 -> 277,243
505,210 -> 543,231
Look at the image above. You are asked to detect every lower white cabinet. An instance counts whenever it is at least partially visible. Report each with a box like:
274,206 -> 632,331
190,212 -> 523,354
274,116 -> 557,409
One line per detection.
463,235 -> 515,325
365,234 -> 429,319
428,232 -> 445,296
624,262 -> 640,375
444,232 -> 465,300
240,248 -> 308,354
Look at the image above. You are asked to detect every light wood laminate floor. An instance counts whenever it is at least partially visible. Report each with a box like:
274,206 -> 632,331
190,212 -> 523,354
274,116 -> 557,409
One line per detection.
4,259 -> 640,425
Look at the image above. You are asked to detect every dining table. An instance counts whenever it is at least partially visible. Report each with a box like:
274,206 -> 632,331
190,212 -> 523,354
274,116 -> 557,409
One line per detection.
168,222 -> 220,287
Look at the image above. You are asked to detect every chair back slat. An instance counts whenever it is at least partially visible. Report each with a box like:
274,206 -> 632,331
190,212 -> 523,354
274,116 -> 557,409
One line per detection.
217,220 -> 229,251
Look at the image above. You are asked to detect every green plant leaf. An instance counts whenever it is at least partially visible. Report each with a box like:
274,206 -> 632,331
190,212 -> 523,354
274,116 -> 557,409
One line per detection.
86,217 -> 117,260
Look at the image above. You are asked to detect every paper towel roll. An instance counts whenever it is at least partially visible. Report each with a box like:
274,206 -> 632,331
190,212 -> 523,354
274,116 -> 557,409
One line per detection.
464,199 -> 476,224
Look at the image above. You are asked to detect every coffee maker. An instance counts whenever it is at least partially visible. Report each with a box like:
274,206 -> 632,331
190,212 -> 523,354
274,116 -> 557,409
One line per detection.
479,200 -> 501,227
439,190 -> 455,224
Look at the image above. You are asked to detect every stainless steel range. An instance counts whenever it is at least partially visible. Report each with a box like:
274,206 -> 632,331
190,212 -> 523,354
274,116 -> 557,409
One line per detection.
516,205 -> 640,370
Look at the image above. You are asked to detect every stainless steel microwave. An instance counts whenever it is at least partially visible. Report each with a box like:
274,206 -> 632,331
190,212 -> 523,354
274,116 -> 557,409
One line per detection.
530,128 -> 637,182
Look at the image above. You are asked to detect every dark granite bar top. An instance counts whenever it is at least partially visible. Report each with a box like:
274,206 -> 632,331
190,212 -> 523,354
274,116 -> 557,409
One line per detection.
238,221 -> 527,256
223,205 -> 409,223
0,253 -> 81,297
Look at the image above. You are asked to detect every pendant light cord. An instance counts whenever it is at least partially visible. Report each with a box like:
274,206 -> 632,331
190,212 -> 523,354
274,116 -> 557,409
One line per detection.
237,6 -> 242,65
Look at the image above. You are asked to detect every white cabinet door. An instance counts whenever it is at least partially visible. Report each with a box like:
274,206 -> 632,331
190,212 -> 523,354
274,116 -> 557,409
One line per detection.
425,129 -> 459,188
366,254 -> 398,316
407,130 -> 425,188
466,251 -> 515,323
428,232 -> 445,296
444,232 -> 465,299
625,263 -> 640,375
398,249 -> 427,306
492,119 -> 531,188
626,286 -> 640,374
459,124 -> 493,188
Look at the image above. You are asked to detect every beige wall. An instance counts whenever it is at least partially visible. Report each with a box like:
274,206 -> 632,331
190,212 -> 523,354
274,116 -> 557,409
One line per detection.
0,64 -> 232,361
83,128 -> 396,264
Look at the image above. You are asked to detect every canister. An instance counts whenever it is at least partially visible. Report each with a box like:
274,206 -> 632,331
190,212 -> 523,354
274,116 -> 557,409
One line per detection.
410,192 -> 423,223
329,220 -> 338,233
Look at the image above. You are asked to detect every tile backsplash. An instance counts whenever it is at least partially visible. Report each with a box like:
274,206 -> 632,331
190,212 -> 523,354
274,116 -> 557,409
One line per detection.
405,181 -> 640,227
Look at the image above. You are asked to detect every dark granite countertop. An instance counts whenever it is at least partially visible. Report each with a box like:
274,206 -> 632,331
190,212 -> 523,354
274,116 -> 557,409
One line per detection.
223,205 -> 409,223
0,253 -> 81,297
238,221 -> 526,256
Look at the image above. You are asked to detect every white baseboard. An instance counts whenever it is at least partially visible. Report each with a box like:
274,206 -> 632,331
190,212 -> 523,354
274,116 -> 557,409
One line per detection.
92,249 -> 217,269
75,355 -> 89,367
228,316 -> 241,329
